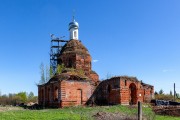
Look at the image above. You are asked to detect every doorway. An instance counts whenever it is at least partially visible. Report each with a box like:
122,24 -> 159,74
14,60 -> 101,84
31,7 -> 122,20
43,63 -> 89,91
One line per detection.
77,89 -> 82,105
129,83 -> 137,104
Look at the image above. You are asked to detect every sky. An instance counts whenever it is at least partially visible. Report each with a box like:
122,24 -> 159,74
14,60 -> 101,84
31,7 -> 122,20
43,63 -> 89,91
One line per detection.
0,0 -> 180,96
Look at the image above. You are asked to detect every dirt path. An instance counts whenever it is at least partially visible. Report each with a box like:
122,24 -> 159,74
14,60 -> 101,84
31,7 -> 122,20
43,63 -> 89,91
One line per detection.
93,112 -> 138,120
153,106 -> 180,117
0,106 -> 22,112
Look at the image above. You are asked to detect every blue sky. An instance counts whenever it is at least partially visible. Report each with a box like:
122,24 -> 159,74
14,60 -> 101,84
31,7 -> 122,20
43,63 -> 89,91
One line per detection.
0,0 -> 180,96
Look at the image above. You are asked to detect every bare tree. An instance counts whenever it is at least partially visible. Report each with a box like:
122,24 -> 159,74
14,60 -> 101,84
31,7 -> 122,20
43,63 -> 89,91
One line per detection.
46,65 -> 50,82
49,65 -> 53,78
39,62 -> 45,84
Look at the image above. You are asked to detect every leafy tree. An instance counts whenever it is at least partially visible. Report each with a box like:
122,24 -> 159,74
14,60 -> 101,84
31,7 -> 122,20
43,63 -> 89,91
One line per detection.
0,92 -> 38,105
17,92 -> 27,103
159,89 -> 164,94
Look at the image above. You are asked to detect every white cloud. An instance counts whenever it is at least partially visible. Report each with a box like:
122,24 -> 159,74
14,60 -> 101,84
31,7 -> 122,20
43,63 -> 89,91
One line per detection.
92,60 -> 99,63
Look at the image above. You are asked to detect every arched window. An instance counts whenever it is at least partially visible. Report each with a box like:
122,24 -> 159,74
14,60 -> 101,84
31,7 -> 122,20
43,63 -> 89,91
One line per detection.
125,80 -> 127,86
74,31 -> 77,38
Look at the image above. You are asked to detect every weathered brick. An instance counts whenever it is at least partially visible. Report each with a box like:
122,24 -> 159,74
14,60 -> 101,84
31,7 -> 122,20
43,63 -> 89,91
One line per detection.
38,40 -> 154,108
86,76 -> 154,105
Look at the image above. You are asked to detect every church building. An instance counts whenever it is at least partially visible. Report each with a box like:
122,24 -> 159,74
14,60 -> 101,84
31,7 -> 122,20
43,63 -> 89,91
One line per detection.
38,18 -> 154,108
38,18 -> 99,108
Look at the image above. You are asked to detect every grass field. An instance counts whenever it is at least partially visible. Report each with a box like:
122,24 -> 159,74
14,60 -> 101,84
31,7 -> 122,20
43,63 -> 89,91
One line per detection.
0,105 -> 180,120
156,115 -> 180,120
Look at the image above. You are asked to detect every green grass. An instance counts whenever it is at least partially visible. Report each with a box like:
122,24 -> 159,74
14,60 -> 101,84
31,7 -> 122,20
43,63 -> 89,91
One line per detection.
155,115 -> 180,120
0,109 -> 83,120
0,105 -> 180,120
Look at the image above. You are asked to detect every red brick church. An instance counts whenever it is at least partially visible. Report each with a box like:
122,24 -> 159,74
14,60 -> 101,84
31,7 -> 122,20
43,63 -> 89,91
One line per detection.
38,18 -> 154,108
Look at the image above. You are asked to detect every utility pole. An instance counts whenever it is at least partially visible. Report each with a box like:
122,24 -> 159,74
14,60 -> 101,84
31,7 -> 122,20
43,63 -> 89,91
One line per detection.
174,83 -> 176,102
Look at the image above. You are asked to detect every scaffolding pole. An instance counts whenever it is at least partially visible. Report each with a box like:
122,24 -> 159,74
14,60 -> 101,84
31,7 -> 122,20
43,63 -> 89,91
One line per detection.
50,36 -> 68,75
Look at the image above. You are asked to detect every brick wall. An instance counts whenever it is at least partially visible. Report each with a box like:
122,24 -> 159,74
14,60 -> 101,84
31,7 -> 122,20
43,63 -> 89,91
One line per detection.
86,76 -> 154,106
60,80 -> 93,107
38,79 -> 94,108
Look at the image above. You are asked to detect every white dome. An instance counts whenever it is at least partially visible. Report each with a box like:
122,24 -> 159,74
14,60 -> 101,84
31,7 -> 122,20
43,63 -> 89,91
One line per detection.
69,20 -> 79,30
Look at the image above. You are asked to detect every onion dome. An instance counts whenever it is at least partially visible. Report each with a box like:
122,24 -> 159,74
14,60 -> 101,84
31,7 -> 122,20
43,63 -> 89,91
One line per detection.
69,19 -> 79,30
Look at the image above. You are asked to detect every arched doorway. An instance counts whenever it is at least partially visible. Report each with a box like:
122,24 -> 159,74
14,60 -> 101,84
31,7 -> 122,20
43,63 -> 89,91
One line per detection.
129,83 -> 137,105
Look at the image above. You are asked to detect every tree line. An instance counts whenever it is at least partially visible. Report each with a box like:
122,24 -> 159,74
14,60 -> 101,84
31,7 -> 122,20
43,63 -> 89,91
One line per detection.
0,91 -> 37,106
155,89 -> 180,102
